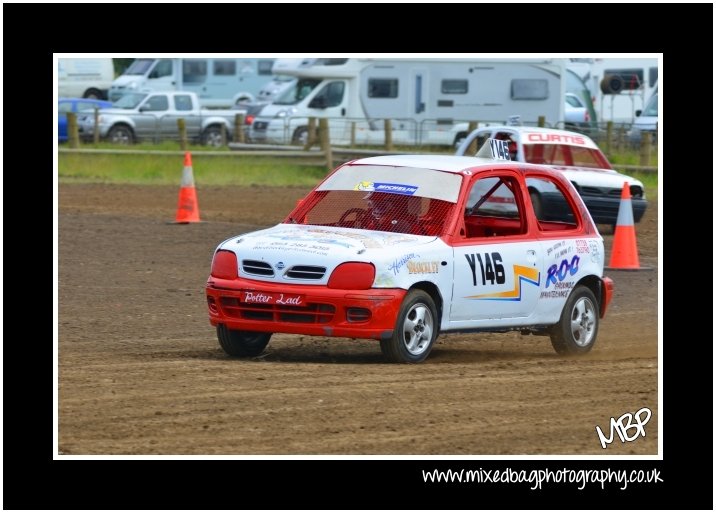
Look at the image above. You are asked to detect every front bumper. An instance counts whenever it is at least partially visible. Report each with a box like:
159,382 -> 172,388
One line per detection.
206,276 -> 406,340
250,120 -> 288,144
581,195 -> 647,225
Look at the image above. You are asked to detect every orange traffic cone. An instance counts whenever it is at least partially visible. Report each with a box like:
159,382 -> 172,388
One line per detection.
173,152 -> 201,223
606,182 -> 650,270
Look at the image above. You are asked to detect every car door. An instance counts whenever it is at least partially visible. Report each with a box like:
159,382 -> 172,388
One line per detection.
450,170 -> 542,322
160,94 -> 200,139
136,94 -> 169,140
58,100 -> 73,141
304,80 -> 347,140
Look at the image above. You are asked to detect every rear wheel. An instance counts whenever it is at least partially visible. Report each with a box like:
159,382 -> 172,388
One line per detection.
203,126 -> 226,147
83,88 -> 103,99
549,285 -> 599,355
217,325 -> 271,357
380,290 -> 438,363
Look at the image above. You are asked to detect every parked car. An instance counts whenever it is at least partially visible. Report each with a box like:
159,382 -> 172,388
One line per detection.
564,92 -> 591,128
206,142 -> 614,363
629,92 -> 658,143
76,91 -> 247,146
58,97 -> 112,142
455,126 -> 647,226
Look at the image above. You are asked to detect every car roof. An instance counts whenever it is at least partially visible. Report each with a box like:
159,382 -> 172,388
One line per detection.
350,155 -> 501,174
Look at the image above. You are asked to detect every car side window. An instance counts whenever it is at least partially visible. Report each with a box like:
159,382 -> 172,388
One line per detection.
464,175 -> 526,238
143,95 -> 169,112
526,176 -> 578,230
310,81 -> 345,108
174,95 -> 193,112
77,102 -> 99,112
149,59 -> 173,79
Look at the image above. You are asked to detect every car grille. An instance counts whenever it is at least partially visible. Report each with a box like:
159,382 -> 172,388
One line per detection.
253,121 -> 268,130
220,297 -> 336,324
242,260 -> 274,277
285,265 -> 326,280
579,186 -> 622,197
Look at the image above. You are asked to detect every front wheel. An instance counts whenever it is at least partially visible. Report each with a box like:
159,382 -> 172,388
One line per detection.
292,127 -> 309,145
107,124 -> 134,144
380,290 -> 438,363
217,325 -> 271,357
549,285 -> 599,355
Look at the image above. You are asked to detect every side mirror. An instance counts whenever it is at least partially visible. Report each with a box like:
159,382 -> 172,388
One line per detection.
309,96 -> 327,109
635,109 -> 642,117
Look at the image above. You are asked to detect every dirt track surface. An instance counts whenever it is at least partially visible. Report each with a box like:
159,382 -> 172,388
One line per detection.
59,183 -> 658,455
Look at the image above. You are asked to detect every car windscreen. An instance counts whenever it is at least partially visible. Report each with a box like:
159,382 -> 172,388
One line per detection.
125,59 -> 155,75
291,165 -> 462,235
113,93 -> 148,109
642,94 -> 658,117
273,78 -> 321,105
523,144 -> 611,169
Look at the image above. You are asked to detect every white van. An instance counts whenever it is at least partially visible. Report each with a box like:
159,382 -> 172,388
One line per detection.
629,91 -> 658,142
109,58 -> 283,108
58,58 -> 114,99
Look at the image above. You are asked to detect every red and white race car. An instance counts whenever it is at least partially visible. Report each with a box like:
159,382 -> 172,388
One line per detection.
206,141 -> 613,363
456,126 -> 647,226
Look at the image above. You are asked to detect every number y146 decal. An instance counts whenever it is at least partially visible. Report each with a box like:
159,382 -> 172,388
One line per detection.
465,252 -> 505,286
464,252 -> 540,301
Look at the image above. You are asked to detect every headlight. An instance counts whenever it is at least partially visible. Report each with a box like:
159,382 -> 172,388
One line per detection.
629,185 -> 644,199
211,250 -> 238,279
126,82 -> 139,90
328,262 -> 375,290
275,108 -> 297,118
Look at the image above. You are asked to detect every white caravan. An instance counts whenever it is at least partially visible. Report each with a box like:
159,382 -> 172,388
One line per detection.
567,57 -> 658,123
250,58 -> 567,146
109,58 -> 291,108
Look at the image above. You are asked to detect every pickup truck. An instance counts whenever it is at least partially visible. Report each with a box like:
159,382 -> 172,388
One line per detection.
77,91 -> 247,146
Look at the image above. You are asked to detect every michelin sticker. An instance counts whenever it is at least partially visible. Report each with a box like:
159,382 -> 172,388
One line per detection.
354,181 -> 418,195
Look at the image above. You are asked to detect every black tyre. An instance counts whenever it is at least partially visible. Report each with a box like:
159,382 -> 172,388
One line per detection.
549,285 -> 599,355
217,325 -> 271,357
107,124 -> 134,144
83,88 -> 103,100
292,127 -> 308,145
380,289 -> 438,363
203,126 -> 226,147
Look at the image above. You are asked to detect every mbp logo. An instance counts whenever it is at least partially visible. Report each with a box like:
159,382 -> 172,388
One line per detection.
595,407 -> 652,449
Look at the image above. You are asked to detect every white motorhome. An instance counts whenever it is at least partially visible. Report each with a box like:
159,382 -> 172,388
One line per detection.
58,58 -> 114,99
250,58 -> 567,146
109,58 -> 289,108
567,57 -> 658,124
